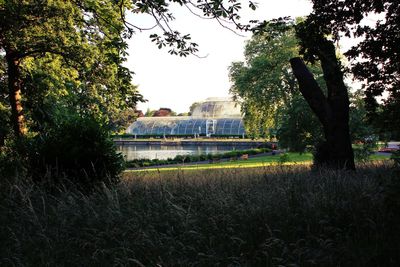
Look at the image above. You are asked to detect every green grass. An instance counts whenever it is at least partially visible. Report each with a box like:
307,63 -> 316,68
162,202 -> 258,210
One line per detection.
128,152 -> 390,172
1,162 -> 400,266
128,153 -> 312,172
370,153 -> 391,160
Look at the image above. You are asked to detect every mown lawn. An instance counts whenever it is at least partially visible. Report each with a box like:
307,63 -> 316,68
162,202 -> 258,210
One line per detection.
128,152 -> 390,172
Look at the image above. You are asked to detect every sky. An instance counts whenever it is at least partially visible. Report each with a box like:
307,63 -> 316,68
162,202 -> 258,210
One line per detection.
126,0 -> 313,114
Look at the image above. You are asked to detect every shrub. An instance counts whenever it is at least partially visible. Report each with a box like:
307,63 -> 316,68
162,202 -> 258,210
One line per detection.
353,137 -> 378,162
28,115 -> 123,191
199,154 -> 207,161
174,155 -> 186,163
0,140 -> 27,180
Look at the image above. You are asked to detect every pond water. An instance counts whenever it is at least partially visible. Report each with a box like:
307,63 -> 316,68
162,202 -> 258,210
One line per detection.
117,144 -> 258,160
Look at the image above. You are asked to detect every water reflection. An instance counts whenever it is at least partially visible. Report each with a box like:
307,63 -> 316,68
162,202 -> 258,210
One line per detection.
117,144 -> 257,160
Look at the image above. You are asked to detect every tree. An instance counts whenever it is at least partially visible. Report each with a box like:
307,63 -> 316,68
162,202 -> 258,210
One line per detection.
0,55 -> 9,146
108,107 -> 142,134
305,0 -> 400,137
290,21 -> 355,169
287,0 -> 398,169
124,0 -> 258,56
277,94 -> 323,152
21,53 -> 144,134
0,0 -> 143,139
229,19 -> 299,138
349,89 -> 375,142
189,102 -> 200,116
145,108 -> 156,117
229,19 -> 324,146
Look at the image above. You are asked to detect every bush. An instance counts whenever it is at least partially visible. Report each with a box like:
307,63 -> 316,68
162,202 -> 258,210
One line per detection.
0,140 -> 27,180
28,115 -> 123,191
353,137 -> 378,162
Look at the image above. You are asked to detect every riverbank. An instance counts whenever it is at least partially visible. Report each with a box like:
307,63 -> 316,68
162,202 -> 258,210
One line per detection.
126,152 -> 391,172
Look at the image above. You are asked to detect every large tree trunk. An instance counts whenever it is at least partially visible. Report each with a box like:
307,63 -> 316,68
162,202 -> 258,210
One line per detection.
290,41 -> 355,170
6,51 -> 27,138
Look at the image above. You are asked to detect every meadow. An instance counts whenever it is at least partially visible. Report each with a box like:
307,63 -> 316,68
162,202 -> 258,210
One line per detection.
1,161 -> 399,266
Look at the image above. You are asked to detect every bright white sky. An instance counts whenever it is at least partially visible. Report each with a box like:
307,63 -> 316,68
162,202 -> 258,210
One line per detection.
126,0 -> 313,113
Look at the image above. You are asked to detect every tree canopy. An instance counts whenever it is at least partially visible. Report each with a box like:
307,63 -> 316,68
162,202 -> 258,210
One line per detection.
229,19 -> 325,148
0,0 -> 144,139
229,19 -> 299,138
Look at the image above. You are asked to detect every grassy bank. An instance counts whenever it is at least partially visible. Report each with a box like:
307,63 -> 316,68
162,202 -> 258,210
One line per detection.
1,162 -> 400,266
128,152 -> 390,172
125,148 -> 272,168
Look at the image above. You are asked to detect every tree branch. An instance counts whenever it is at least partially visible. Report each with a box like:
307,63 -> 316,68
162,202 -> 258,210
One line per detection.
290,57 -> 331,128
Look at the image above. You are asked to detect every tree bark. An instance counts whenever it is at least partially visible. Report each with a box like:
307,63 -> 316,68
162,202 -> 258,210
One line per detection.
6,51 -> 27,138
290,53 -> 355,170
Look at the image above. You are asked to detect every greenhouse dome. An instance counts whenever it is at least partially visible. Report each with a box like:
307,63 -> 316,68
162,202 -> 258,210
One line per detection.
191,97 -> 241,118
126,97 -> 245,137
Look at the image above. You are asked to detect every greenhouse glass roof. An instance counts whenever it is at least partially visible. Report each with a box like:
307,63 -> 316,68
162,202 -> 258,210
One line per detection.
128,117 -> 245,136
127,98 -> 246,136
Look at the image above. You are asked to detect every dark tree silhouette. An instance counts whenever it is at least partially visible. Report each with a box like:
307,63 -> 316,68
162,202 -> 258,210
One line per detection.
307,0 -> 400,137
288,0 -> 399,168
289,20 -> 355,170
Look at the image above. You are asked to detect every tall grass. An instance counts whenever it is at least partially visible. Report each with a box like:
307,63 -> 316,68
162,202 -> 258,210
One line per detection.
1,162 -> 400,266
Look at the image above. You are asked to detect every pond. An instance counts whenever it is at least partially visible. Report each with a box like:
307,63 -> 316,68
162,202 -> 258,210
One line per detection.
116,143 -> 259,160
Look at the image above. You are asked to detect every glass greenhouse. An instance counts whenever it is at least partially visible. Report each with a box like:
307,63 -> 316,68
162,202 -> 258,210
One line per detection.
127,97 -> 246,137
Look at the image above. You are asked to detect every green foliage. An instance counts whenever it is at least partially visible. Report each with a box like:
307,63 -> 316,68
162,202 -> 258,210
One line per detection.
141,0 -> 257,56
353,137 -> 378,162
229,18 -> 326,147
349,90 -> 375,141
0,140 -> 27,179
144,108 -> 156,117
28,114 -> 123,190
108,108 -> 141,134
277,94 -> 323,152
189,102 -> 200,115
0,0 -> 144,137
278,90 -> 371,153
229,18 -> 298,138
